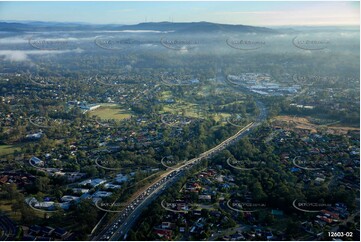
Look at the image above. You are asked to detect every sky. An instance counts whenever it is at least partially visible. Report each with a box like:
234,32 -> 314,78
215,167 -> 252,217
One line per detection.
0,1 -> 359,26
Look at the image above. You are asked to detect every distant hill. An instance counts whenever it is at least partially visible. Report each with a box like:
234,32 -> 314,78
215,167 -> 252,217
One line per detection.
116,21 -> 277,33
0,21 -> 277,34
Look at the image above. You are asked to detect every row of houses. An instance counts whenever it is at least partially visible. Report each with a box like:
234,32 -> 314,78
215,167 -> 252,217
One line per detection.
24,225 -> 70,240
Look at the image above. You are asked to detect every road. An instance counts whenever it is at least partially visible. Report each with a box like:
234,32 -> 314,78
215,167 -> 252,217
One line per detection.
92,99 -> 267,241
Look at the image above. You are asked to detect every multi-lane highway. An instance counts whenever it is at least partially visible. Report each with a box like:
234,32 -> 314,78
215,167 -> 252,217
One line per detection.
92,100 -> 267,241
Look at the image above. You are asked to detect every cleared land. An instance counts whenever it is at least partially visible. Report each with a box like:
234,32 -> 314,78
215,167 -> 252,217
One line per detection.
0,145 -> 21,156
162,104 -> 202,118
162,103 -> 231,123
274,115 -> 359,134
0,200 -> 23,221
90,104 -> 132,120
213,113 -> 232,122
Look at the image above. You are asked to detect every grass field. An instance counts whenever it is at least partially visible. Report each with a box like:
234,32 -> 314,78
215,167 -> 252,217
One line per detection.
213,113 -> 232,122
162,103 -> 203,118
274,115 -> 360,134
162,103 -> 232,123
0,200 -> 21,221
90,104 -> 132,120
159,91 -> 173,100
0,145 -> 21,156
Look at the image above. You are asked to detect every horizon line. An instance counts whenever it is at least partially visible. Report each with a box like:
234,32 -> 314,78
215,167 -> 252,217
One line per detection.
1,19 -> 360,28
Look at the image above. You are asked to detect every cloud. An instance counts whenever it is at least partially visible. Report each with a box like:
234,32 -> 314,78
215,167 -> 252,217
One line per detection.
0,35 -> 96,45
0,48 -> 83,62
1,51 -> 29,61
0,36 -> 31,44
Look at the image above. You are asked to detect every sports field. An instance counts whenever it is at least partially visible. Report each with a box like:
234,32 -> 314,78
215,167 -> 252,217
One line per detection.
90,104 -> 132,120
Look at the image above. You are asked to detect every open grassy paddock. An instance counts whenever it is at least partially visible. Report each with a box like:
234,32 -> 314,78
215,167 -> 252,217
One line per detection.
0,145 -> 21,157
90,104 -> 132,120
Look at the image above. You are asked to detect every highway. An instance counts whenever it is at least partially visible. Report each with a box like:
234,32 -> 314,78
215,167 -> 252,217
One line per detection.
92,100 -> 267,241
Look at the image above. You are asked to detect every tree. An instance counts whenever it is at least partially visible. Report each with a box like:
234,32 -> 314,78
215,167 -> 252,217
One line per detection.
252,181 -> 267,201
20,206 -> 37,224
83,166 -> 99,177
72,200 -> 99,233
11,193 -> 25,214
2,183 -> 18,199
285,220 -> 300,239
34,176 -> 50,193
